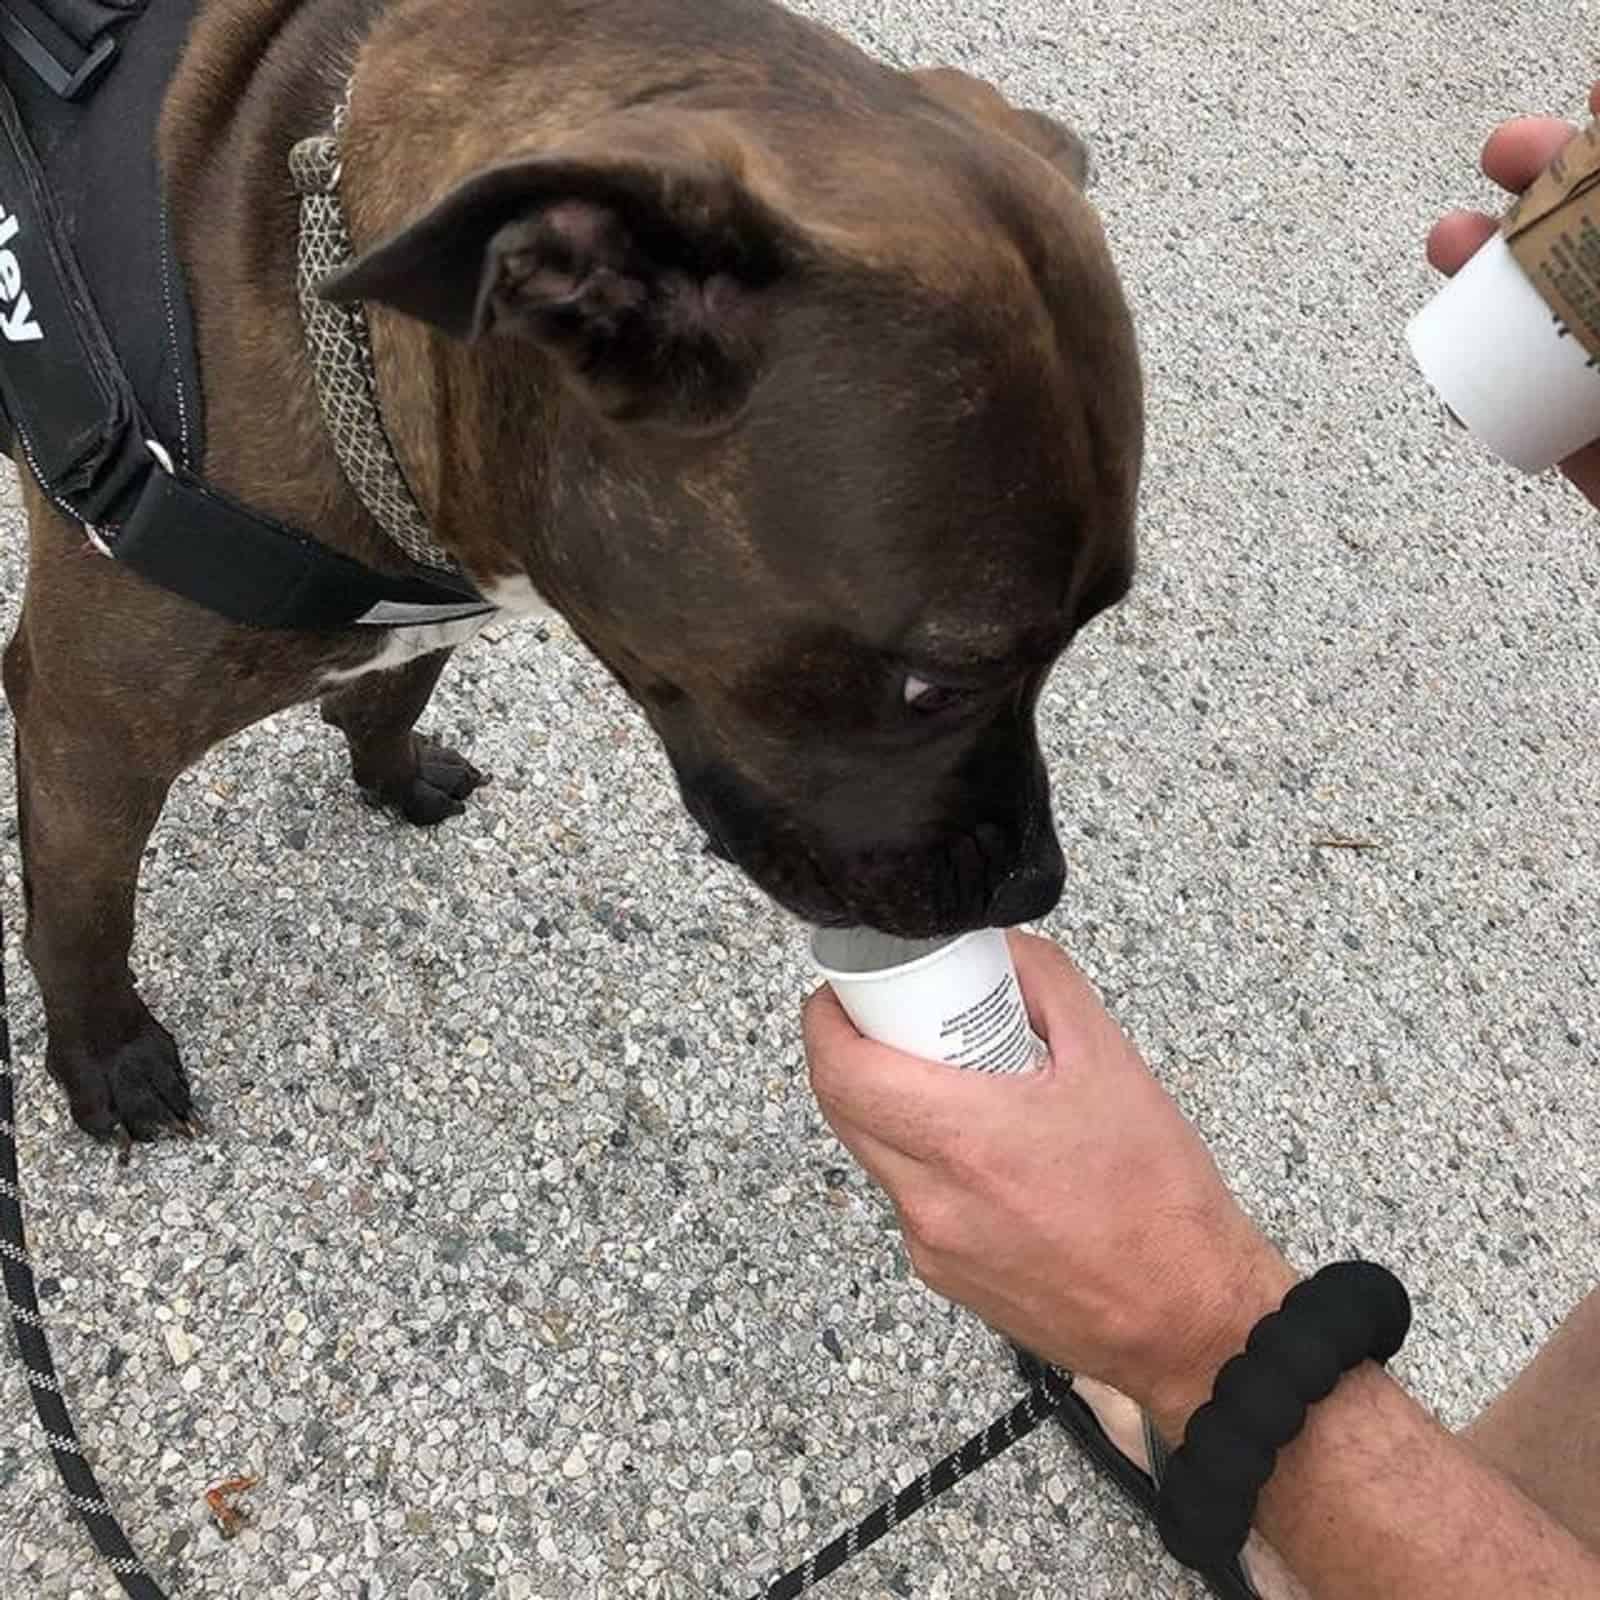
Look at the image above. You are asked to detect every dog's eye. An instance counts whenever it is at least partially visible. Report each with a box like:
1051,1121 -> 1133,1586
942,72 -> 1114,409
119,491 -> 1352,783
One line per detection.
903,675 -> 971,715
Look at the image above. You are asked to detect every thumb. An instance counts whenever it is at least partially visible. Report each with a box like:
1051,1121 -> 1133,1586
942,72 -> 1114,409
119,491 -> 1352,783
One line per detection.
803,982 -> 1037,1160
1009,931 -> 1111,1047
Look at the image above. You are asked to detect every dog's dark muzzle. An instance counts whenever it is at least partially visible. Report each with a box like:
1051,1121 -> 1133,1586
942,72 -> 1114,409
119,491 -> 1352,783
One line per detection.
686,762 -> 1065,936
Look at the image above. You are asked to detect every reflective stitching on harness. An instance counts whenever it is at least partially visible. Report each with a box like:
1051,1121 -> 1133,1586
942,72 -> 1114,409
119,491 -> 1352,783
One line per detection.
158,203 -> 192,469
290,94 -> 460,578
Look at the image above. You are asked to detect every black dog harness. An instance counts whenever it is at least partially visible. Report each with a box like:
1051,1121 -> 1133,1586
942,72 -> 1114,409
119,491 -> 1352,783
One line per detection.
0,0 -> 492,629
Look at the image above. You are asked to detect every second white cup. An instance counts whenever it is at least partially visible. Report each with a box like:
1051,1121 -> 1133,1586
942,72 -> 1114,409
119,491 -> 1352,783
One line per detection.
1406,231 -> 1600,473
810,927 -> 1047,1074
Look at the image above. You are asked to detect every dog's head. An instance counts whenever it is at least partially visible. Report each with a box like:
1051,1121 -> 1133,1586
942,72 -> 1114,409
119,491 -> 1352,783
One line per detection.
324,67 -> 1141,937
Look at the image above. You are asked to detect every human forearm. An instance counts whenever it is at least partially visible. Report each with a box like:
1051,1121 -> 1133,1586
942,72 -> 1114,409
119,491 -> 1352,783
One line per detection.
805,940 -> 1600,1598
1146,1292 -> 1600,1600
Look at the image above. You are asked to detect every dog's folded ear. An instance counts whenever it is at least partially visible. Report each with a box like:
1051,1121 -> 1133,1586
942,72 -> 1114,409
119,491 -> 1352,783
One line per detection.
910,67 -> 1091,188
320,141 -> 796,428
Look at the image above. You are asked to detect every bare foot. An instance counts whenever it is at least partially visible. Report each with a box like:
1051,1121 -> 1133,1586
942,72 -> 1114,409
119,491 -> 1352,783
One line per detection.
1072,1376 -> 1311,1600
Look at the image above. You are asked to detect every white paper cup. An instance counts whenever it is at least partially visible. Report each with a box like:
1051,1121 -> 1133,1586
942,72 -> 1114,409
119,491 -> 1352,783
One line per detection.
1406,231 -> 1600,473
810,927 -> 1047,1074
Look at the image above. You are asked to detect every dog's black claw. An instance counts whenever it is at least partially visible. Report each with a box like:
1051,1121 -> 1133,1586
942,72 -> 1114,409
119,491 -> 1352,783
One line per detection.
51,1012 -> 193,1149
360,739 -> 486,828
399,782 -> 468,827
415,742 -> 486,802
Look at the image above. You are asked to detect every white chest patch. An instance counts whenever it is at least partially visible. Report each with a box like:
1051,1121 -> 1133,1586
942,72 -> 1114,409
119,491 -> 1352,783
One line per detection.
485,574 -> 558,619
320,575 -> 557,688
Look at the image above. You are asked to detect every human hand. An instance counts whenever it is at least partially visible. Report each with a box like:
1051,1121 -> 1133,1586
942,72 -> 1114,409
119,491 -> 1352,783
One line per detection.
1426,83 -> 1600,506
804,933 -> 1295,1430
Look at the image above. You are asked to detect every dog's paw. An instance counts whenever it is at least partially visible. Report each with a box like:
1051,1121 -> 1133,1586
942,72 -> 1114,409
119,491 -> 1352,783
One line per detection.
49,1015 -> 196,1148
361,738 -> 488,827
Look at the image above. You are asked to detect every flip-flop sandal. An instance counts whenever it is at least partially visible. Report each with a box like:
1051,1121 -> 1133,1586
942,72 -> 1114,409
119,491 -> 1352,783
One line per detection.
1015,1347 -> 1262,1600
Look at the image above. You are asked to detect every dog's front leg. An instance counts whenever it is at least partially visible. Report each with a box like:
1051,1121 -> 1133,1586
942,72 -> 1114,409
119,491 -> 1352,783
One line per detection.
5,626 -> 192,1144
320,648 -> 485,826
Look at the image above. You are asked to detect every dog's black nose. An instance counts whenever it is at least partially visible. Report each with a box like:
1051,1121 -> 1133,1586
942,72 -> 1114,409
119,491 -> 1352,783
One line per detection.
983,849 -> 1065,928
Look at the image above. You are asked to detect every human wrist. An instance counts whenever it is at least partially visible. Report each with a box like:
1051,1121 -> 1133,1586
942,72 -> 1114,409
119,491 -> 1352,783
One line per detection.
1141,1240 -> 1300,1446
1150,1262 -> 1415,1577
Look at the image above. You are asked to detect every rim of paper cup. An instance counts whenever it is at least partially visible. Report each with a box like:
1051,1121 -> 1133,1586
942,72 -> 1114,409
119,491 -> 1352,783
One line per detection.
809,927 -> 996,984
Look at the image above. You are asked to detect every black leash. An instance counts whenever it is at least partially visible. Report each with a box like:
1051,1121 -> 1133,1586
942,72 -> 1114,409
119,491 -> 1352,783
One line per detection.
0,890 -> 1072,1597
752,1369 -> 1072,1599
0,907 -> 166,1596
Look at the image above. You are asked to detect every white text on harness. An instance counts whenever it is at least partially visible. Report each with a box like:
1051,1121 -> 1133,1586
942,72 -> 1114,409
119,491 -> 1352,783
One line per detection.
0,209 -> 42,344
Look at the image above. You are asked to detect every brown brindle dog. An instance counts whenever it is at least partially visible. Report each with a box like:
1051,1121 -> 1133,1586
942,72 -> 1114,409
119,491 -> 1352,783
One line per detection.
6,0 -> 1142,1145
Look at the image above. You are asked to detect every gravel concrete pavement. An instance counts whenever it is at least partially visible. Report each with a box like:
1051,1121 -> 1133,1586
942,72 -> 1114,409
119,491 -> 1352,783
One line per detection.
4,2 -> 1599,1597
